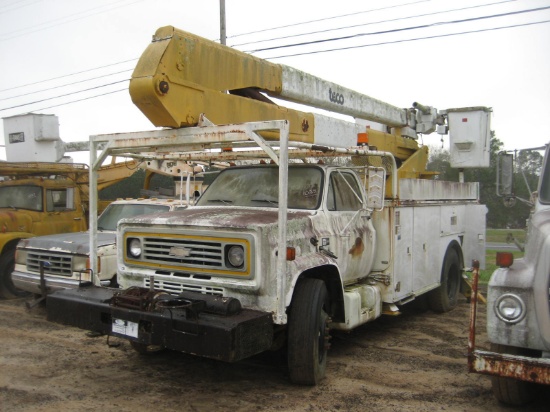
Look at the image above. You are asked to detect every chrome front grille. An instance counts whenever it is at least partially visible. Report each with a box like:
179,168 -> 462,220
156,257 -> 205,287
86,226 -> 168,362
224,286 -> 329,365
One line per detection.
142,237 -> 223,269
125,230 -> 253,278
144,277 -> 224,296
27,252 -> 73,277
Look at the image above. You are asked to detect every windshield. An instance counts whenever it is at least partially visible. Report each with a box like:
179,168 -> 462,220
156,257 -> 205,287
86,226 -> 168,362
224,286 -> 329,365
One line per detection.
539,148 -> 550,203
197,166 -> 323,210
0,185 -> 42,211
97,203 -> 171,231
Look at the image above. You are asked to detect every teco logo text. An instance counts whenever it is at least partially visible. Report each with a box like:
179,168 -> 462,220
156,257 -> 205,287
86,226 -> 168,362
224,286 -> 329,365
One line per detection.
328,88 -> 344,105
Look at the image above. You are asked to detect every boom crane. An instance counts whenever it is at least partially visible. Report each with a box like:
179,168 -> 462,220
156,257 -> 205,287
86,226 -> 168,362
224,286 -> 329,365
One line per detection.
129,26 -> 442,172
46,25 -> 491,385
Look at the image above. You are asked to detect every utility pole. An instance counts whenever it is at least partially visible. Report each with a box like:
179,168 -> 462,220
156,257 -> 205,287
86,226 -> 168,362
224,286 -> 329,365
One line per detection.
219,0 -> 226,45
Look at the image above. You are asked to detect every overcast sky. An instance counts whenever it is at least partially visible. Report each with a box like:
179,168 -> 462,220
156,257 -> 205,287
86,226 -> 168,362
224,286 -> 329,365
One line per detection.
1,0 -> 549,163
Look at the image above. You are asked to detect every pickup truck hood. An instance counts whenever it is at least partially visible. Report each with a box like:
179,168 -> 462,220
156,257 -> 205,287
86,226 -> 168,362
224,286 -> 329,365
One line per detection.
17,231 -> 116,255
121,207 -> 314,230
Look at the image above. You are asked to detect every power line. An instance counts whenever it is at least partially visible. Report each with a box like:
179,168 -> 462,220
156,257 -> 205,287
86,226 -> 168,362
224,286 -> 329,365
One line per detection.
0,69 -> 132,101
0,58 -> 137,93
232,0 -> 518,47
0,0 -> 40,15
0,79 -> 129,111
266,19 -> 550,59
226,0 -> 432,40
20,88 -> 128,113
0,0 -> 147,41
248,5 -> 550,53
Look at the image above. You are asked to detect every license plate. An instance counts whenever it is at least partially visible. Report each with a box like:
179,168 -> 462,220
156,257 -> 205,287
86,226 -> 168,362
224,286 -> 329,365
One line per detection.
112,318 -> 138,338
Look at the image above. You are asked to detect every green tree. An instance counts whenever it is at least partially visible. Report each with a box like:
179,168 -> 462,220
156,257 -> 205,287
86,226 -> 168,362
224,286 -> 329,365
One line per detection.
427,136 -> 537,229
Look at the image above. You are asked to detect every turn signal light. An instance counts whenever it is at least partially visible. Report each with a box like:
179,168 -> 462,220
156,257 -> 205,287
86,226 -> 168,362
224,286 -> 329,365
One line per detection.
496,252 -> 513,268
86,257 -> 101,273
286,247 -> 296,261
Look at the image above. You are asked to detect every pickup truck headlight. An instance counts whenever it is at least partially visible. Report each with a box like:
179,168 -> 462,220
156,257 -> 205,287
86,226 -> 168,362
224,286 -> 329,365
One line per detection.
495,294 -> 525,324
226,245 -> 244,268
128,238 -> 142,258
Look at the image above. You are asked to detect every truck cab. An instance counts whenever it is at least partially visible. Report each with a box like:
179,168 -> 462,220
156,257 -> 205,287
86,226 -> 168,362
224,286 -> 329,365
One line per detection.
0,174 -> 88,298
469,143 -> 550,405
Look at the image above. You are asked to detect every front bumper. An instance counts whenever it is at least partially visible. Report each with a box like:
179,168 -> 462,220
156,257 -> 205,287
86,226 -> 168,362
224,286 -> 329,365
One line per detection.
12,269 -> 86,294
47,286 -> 274,362
469,350 -> 550,384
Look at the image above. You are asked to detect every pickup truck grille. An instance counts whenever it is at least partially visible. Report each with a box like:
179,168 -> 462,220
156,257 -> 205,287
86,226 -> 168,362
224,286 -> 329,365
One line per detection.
142,237 -> 223,269
26,252 -> 72,277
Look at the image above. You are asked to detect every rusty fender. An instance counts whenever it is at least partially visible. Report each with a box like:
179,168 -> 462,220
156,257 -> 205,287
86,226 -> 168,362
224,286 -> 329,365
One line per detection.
469,350 -> 550,384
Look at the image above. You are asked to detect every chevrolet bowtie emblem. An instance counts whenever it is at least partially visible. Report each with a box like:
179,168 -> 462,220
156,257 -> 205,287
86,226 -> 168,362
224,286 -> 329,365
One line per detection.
169,246 -> 191,257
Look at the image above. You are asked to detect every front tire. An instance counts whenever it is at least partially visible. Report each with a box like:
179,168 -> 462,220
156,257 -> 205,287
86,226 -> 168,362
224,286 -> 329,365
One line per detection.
428,247 -> 461,313
287,278 -> 330,385
0,248 -> 29,299
490,344 -> 540,405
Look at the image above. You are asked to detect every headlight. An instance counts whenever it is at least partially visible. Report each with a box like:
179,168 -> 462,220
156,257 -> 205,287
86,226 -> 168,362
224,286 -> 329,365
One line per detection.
15,249 -> 27,265
226,245 -> 244,268
128,238 -> 142,258
495,294 -> 525,324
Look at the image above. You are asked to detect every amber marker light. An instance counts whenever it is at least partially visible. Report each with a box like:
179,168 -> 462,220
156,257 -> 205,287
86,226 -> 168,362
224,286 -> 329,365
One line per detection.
496,252 -> 513,268
286,247 -> 296,261
86,257 -> 101,273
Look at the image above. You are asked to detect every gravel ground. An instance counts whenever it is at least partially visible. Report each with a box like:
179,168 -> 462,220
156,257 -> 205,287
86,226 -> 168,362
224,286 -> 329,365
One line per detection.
1,294 -> 548,411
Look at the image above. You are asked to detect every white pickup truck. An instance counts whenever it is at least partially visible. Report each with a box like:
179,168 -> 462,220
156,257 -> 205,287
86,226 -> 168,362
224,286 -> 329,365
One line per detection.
12,198 -> 185,296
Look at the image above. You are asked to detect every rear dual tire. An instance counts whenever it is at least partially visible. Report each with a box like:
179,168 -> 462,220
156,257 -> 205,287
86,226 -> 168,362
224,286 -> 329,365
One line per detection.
428,247 -> 461,313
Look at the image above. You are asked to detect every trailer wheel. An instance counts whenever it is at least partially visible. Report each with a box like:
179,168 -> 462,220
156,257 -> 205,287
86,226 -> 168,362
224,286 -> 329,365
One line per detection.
428,247 -> 461,313
0,248 -> 29,299
490,344 -> 540,405
287,278 -> 330,385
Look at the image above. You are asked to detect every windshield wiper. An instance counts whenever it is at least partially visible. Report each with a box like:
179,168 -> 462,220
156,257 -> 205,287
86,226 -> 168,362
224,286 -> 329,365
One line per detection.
252,198 -> 279,205
207,199 -> 233,204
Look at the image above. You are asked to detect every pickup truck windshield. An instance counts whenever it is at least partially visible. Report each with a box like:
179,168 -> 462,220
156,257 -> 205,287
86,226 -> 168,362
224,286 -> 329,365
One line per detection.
197,166 -> 323,210
97,203 -> 171,231
0,185 -> 42,211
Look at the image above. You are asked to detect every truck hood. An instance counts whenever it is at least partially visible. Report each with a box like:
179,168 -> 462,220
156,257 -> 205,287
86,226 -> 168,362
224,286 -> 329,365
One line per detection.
524,208 -> 550,349
0,210 -> 34,233
17,231 -> 116,255
120,207 -> 314,230
525,208 -> 550,266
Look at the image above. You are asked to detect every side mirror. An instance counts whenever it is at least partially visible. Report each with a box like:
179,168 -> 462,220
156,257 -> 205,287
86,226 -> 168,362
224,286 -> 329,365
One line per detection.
496,152 -> 514,197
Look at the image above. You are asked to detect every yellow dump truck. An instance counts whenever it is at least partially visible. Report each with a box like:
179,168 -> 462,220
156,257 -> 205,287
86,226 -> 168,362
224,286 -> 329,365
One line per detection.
0,160 -> 137,298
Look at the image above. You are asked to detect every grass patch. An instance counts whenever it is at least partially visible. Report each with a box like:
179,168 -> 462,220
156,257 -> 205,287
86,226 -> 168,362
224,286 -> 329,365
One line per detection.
478,228 -> 526,283
477,249 -> 525,283
486,228 -> 526,243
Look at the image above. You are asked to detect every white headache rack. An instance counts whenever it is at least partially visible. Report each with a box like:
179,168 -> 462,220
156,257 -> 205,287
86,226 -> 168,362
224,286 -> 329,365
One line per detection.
87,119 -> 399,322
